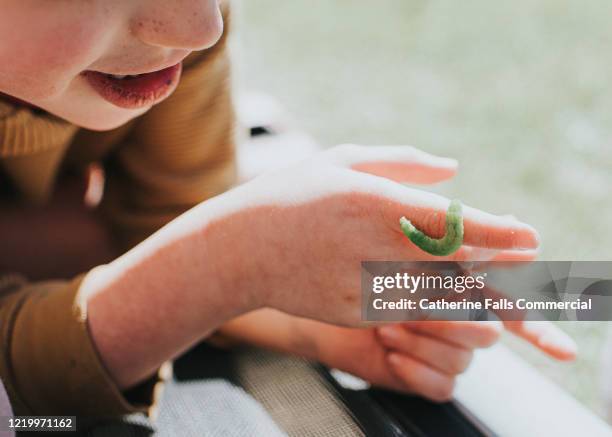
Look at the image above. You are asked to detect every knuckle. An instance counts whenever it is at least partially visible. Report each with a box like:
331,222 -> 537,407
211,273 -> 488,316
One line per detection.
324,144 -> 361,166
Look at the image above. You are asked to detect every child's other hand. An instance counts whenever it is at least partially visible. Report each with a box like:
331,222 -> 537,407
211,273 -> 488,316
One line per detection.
310,320 -> 575,401
306,320 -> 501,402
218,311 -> 499,402
218,310 -> 575,402
189,144 -> 539,326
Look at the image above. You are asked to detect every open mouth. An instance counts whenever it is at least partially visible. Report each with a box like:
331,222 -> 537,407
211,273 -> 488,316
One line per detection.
82,63 -> 182,110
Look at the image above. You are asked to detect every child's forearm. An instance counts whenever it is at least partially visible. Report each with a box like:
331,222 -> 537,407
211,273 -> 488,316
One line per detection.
81,211 -> 259,390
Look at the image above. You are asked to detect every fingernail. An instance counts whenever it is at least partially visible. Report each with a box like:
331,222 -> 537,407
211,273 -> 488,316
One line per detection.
540,331 -> 578,361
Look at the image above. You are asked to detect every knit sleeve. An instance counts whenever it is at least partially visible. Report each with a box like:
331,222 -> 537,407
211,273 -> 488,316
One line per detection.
0,274 -> 167,417
100,2 -> 237,250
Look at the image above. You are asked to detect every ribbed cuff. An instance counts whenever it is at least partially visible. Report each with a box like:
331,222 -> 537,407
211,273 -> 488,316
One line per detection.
8,275 -> 167,418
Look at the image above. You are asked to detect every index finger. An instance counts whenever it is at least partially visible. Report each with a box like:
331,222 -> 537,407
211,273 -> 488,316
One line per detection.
343,170 -> 540,250
383,195 -> 540,250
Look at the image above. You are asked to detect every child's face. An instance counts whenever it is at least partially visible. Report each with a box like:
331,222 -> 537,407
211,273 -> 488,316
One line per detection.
0,0 -> 223,130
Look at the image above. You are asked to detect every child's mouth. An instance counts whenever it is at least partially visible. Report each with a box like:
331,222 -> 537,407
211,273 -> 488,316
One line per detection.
82,63 -> 182,110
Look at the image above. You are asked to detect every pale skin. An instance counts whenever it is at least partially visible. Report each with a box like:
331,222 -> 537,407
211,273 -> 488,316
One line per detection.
0,0 -> 576,404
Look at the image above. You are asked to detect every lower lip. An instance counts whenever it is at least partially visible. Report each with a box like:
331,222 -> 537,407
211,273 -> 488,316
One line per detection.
82,63 -> 182,110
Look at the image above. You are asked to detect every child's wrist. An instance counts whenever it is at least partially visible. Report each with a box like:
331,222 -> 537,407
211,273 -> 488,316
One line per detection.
181,197 -> 283,316
189,218 -> 266,316
209,310 -> 323,362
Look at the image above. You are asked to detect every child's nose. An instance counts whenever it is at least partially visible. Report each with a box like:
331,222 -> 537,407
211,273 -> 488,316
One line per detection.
132,0 -> 223,50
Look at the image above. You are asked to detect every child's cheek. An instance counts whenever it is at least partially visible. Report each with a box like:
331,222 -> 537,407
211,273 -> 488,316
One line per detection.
0,13 -> 108,101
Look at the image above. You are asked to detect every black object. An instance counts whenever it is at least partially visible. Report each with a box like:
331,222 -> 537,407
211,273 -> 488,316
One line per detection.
249,126 -> 274,137
318,367 -> 495,437
176,344 -> 496,437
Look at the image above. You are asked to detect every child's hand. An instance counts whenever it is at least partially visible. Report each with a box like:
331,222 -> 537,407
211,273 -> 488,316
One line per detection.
218,311 -> 575,402
86,144 -> 541,388
218,311 -> 498,402
189,144 -> 539,327
304,319 -> 501,402
315,321 -> 575,401
312,321 -> 575,401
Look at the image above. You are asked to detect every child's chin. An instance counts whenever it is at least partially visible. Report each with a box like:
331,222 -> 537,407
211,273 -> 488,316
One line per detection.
65,105 -> 149,132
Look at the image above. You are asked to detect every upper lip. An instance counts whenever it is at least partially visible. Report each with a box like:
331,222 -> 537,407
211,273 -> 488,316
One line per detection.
84,51 -> 189,76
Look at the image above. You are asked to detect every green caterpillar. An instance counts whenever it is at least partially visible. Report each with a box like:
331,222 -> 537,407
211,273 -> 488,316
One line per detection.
399,199 -> 464,256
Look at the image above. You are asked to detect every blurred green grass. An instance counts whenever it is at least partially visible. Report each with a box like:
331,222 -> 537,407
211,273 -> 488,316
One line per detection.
234,0 -> 612,421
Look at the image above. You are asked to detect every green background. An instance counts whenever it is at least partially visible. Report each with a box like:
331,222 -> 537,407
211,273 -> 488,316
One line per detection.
234,0 -> 612,421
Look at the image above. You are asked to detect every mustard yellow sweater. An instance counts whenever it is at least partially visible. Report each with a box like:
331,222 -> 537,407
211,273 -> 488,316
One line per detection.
0,4 -> 235,417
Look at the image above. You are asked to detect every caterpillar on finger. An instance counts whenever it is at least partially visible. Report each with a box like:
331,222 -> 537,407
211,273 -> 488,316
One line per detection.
400,199 -> 464,256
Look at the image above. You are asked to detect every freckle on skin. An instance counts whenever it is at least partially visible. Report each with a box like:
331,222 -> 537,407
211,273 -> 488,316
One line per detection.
343,294 -> 357,304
